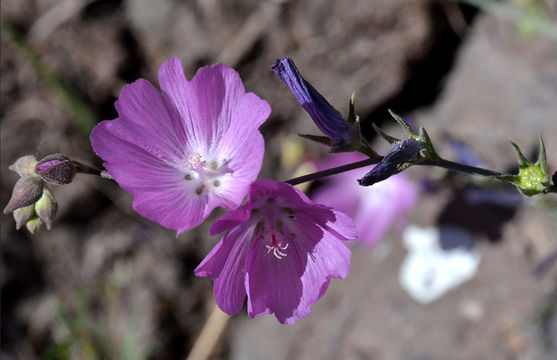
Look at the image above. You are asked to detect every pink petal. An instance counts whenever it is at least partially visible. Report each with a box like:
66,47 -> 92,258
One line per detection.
245,212 -> 352,325
158,58 -> 246,153
245,234 -> 304,324
91,123 -> 207,233
210,203 -> 252,236
113,79 -> 188,159
195,225 -> 255,315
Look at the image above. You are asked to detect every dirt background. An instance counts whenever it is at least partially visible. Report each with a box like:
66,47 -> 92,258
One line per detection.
1,0 -> 557,359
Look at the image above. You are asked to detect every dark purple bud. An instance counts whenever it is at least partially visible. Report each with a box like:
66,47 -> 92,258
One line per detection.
3,177 -> 44,214
35,153 -> 76,185
358,138 -> 420,186
272,58 -> 351,146
35,187 -> 57,230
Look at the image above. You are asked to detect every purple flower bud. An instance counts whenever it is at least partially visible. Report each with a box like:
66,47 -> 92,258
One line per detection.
272,58 -> 352,146
358,138 -> 420,186
35,187 -> 58,230
35,153 -> 76,185
3,177 -> 44,214
13,205 -> 35,230
9,155 -> 38,177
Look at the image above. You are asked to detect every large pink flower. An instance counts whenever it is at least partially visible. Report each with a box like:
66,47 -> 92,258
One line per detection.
195,179 -> 356,325
311,152 -> 417,247
90,58 -> 270,234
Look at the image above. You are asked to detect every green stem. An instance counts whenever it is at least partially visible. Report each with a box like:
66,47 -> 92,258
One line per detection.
285,157 -> 380,186
422,158 -> 503,177
73,161 -> 113,179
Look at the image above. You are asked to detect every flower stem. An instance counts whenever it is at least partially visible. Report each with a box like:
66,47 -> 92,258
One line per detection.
73,160 -> 113,179
185,301 -> 230,360
421,157 -> 503,177
284,155 -> 506,187
285,157 -> 381,186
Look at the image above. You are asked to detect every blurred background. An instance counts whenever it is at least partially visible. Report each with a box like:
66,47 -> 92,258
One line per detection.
1,0 -> 557,359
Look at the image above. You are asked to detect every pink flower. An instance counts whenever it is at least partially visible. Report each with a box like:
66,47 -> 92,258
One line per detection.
90,58 -> 270,234
195,179 -> 356,325
311,152 -> 417,247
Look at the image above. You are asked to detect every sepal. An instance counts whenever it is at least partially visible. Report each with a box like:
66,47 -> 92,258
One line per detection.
388,109 -> 418,139
499,139 -> 551,196
35,187 -> 58,230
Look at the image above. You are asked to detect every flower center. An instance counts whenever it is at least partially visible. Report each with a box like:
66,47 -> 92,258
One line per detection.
264,229 -> 289,260
183,154 -> 232,195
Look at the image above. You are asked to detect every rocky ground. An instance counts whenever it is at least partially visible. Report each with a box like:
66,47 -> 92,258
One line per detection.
1,1 -> 556,359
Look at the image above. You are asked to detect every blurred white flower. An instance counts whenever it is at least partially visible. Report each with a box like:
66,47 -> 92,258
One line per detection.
399,225 -> 480,303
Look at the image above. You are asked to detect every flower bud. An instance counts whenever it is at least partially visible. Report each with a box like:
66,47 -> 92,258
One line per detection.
3,177 -> 44,214
13,205 -> 35,230
8,155 -> 38,177
273,58 -> 352,148
501,138 -> 551,196
34,187 -> 58,230
26,217 -> 44,234
35,153 -> 76,185
358,138 -> 420,186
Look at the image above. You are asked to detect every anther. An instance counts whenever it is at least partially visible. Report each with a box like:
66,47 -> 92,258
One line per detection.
195,184 -> 206,195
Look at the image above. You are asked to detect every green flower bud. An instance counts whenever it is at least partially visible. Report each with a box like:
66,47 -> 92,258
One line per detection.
13,205 -> 35,230
26,217 -> 44,234
35,153 -> 76,185
34,187 -> 58,230
3,177 -> 44,214
8,155 -> 38,177
502,137 -> 551,196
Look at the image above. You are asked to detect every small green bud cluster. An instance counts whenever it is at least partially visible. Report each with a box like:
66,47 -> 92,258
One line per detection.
4,154 -> 75,233
500,136 -> 553,196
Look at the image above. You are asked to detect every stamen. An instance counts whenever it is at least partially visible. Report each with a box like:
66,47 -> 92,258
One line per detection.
264,229 -> 289,260
187,154 -> 205,170
196,184 -> 206,195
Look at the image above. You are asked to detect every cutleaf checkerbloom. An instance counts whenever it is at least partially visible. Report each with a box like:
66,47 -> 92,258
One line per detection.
195,179 -> 356,325
90,58 -> 270,234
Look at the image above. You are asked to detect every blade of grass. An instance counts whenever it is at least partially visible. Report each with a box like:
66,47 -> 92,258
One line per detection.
1,17 -> 98,133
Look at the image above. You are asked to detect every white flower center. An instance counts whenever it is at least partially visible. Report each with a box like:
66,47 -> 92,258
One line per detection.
183,154 -> 232,195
